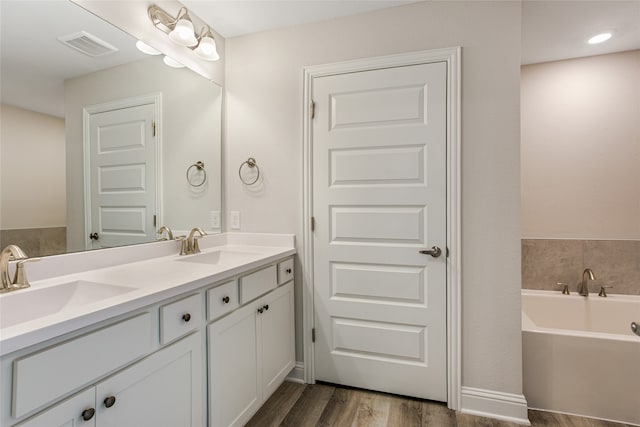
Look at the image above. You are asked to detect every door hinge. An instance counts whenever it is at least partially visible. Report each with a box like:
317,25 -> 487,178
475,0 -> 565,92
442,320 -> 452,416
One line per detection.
152,122 -> 156,137
311,216 -> 315,231
312,328 -> 316,343
311,101 -> 315,119
153,214 -> 156,227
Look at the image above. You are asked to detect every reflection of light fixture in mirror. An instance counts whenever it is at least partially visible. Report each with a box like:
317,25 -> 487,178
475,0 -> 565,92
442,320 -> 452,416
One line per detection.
163,56 -> 185,68
148,5 -> 220,61
193,27 -> 219,61
136,40 -> 161,55
588,32 -> 612,44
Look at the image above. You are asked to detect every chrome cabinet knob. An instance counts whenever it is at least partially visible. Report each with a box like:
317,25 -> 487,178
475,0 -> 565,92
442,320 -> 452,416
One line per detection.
419,246 -> 442,258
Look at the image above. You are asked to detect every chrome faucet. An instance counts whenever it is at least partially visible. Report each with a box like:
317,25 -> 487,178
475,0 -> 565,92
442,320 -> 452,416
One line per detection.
579,268 -> 595,296
0,245 -> 40,293
157,225 -> 174,241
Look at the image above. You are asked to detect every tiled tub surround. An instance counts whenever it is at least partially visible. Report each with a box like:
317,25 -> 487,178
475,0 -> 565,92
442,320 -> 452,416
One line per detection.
521,239 -> 640,295
0,227 -> 66,257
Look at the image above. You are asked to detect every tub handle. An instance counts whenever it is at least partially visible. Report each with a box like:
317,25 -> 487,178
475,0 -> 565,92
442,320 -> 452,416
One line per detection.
598,285 -> 612,297
556,282 -> 570,295
632,322 -> 640,337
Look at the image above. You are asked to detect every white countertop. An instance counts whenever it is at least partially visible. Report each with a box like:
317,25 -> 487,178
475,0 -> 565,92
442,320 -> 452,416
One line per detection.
0,233 -> 295,356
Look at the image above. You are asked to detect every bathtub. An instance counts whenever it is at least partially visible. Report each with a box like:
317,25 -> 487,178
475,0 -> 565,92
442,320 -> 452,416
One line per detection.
522,290 -> 640,426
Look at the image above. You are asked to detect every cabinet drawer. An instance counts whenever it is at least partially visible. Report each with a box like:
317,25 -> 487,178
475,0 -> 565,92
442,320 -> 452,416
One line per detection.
239,265 -> 277,304
277,258 -> 294,285
160,294 -> 202,344
13,313 -> 152,418
207,280 -> 239,321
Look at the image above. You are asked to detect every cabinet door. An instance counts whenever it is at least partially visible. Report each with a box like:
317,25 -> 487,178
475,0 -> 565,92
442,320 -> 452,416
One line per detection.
208,301 -> 261,427
260,281 -> 295,399
16,388 -> 96,427
95,332 -> 203,427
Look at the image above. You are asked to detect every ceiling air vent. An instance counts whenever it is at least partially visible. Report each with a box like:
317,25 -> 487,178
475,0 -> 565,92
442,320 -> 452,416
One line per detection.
58,31 -> 119,57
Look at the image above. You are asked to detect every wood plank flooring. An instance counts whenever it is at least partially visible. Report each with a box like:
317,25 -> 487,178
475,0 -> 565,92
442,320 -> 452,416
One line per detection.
246,382 -> 633,427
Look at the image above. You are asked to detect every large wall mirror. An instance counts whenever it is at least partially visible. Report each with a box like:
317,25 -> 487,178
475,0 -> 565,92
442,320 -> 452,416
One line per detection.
0,0 -> 222,257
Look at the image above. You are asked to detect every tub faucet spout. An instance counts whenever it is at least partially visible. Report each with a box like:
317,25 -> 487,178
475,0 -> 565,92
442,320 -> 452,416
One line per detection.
579,268 -> 595,297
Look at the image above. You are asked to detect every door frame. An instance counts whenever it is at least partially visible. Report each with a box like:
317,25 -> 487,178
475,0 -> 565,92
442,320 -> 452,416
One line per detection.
302,47 -> 461,409
82,93 -> 163,250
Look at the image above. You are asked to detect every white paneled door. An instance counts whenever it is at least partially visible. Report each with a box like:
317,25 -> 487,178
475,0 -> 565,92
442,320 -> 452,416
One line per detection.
313,62 -> 448,401
87,103 -> 156,249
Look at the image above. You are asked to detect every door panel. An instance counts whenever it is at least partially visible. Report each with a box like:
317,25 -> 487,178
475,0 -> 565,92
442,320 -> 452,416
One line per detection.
88,103 -> 156,249
313,62 -> 447,401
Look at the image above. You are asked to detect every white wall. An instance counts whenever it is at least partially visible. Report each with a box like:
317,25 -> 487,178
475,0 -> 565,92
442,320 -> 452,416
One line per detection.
0,104 -> 66,229
225,0 -> 523,401
521,50 -> 640,239
65,57 -> 222,251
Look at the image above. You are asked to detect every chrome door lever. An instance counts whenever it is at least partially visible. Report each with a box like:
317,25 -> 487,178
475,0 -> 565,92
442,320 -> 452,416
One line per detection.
419,246 -> 442,258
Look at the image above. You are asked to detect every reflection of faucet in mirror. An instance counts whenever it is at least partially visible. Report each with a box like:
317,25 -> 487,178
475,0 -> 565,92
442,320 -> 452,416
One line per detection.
579,268 -> 596,297
157,226 -> 174,241
0,245 -> 40,293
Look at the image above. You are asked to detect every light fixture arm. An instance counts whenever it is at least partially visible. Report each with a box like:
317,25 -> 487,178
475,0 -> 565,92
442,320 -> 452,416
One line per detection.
148,5 -> 190,34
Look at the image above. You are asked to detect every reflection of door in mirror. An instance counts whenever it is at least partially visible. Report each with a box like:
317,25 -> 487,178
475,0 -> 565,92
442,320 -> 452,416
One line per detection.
87,100 -> 158,250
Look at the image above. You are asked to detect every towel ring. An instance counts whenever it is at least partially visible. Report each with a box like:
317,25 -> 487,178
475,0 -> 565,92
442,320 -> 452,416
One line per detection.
186,161 -> 207,187
238,157 -> 260,185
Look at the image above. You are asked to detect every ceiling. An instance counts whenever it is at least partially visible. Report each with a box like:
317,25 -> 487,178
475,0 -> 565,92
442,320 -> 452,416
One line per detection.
182,1 -> 418,39
0,0 -> 147,117
1,0 -> 639,118
522,1 -> 640,64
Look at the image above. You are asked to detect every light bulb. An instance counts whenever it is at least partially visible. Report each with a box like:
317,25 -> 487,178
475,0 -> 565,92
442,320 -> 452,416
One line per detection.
194,35 -> 220,61
169,18 -> 197,47
163,56 -> 184,68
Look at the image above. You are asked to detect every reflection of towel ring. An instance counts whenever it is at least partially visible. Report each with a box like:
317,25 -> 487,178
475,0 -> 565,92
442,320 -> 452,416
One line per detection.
187,161 -> 207,187
238,157 -> 260,185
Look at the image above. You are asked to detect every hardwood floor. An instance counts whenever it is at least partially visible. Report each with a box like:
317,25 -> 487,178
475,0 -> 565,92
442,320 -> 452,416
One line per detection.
246,382 -> 633,427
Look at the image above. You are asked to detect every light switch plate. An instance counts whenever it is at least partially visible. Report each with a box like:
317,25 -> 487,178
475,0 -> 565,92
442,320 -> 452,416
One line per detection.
210,211 -> 220,228
230,211 -> 240,230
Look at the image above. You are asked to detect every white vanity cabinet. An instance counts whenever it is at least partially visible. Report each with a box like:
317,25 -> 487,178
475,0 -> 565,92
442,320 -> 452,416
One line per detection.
1,252 -> 295,427
208,264 -> 295,427
15,332 -> 203,427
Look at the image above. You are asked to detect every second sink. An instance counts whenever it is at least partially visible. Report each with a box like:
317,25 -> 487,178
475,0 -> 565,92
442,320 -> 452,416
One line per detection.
176,249 -> 261,265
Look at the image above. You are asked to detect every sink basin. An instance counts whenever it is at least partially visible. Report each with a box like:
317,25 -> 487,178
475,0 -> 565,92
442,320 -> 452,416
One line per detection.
176,250 -> 261,265
0,281 -> 137,328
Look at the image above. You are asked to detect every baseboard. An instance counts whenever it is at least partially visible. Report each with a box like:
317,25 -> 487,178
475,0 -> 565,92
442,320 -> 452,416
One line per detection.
460,386 -> 530,425
285,362 -> 305,384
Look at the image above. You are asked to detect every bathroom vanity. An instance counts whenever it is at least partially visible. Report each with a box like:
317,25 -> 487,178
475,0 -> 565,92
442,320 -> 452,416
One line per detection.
0,234 -> 295,427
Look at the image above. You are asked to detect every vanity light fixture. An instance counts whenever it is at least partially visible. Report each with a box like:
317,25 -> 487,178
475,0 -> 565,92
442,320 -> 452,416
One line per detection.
148,5 -> 220,61
588,32 -> 612,44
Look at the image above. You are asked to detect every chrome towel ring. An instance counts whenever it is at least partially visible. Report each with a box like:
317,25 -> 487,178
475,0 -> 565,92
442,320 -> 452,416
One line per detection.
186,161 -> 207,187
239,157 -> 260,185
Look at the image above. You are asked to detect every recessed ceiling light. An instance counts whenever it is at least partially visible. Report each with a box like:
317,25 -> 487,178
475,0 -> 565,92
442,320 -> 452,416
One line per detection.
588,32 -> 612,44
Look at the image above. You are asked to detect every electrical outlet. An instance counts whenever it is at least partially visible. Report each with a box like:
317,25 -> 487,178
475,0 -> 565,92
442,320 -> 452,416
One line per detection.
210,211 -> 220,229
230,211 -> 240,230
